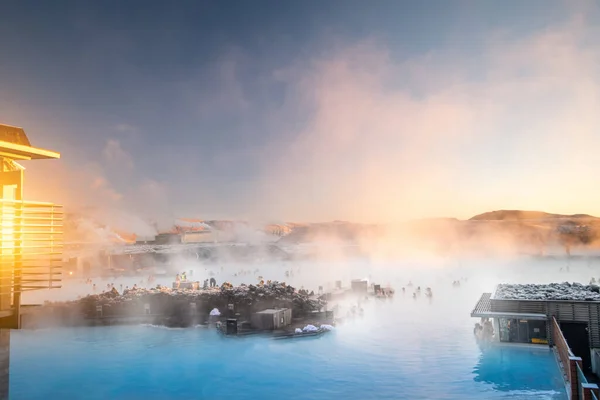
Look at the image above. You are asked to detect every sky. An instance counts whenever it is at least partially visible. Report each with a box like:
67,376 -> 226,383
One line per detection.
1,0 -> 599,229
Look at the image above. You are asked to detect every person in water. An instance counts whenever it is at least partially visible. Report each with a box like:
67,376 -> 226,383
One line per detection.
474,323 -> 482,335
482,318 -> 494,339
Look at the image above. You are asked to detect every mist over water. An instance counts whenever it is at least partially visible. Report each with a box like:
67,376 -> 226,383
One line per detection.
14,254 -> 594,399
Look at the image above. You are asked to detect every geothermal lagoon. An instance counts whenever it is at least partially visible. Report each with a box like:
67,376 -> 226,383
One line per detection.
11,256 -> 585,399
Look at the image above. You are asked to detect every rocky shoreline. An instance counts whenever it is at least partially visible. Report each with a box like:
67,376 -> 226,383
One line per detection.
24,282 -> 327,329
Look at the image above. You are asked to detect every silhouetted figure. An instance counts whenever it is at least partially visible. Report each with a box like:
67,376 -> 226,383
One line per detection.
210,277 -> 217,287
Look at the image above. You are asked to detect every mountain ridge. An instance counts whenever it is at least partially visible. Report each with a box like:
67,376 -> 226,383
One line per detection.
469,210 -> 598,221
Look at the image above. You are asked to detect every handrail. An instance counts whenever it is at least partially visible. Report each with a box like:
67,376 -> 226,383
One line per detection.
0,199 -> 63,294
552,316 -> 573,378
0,199 -> 63,207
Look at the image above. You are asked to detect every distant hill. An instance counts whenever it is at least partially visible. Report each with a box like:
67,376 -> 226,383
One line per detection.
469,210 -> 598,221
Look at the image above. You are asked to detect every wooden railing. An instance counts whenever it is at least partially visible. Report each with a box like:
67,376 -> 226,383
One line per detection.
552,316 -> 574,376
552,316 -> 600,399
0,199 -> 63,294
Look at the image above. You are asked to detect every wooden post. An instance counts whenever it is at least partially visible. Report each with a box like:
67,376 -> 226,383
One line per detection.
570,356 -> 583,400
0,329 -> 9,400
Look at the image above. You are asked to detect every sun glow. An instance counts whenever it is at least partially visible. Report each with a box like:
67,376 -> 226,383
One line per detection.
1,188 -> 16,254
1,216 -> 14,252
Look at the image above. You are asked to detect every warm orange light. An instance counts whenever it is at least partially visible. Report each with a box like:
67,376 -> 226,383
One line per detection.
1,203 -> 15,253
0,139 -> 60,160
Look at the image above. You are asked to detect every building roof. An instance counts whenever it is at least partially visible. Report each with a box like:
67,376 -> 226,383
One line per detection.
471,293 -> 547,320
255,308 -> 288,314
0,123 -> 60,160
494,282 -> 600,301
174,218 -> 212,232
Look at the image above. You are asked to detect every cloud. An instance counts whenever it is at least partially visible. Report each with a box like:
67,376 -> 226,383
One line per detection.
187,48 -> 250,119
114,123 -> 142,142
254,9 -> 600,222
102,138 -> 134,171
24,136 -> 171,235
115,123 -> 139,135
89,176 -> 122,202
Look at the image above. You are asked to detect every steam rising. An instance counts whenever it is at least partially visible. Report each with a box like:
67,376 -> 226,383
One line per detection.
260,14 -> 600,222
14,5 -> 600,248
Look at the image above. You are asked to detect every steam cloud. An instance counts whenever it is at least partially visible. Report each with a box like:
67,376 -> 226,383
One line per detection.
15,4 -> 600,240
259,12 -> 600,223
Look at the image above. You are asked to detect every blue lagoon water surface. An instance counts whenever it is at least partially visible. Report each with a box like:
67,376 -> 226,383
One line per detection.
12,258 -> 572,399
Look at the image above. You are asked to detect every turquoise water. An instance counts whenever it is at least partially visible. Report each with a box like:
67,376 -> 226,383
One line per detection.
11,325 -> 565,400
12,257 -> 576,399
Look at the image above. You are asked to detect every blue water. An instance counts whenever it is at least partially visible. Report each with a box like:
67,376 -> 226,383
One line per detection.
11,258 -> 576,399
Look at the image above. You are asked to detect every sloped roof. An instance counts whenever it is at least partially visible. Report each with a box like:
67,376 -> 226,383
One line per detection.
0,123 -> 60,159
0,123 -> 31,146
